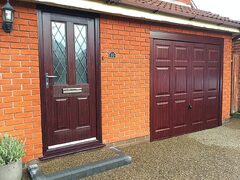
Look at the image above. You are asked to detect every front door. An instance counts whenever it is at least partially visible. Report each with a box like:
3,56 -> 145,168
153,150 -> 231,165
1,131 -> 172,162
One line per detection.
40,11 -> 102,158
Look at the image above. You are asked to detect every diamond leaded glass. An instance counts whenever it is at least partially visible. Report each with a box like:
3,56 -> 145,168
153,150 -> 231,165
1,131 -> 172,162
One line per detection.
74,24 -> 88,84
52,22 -> 67,84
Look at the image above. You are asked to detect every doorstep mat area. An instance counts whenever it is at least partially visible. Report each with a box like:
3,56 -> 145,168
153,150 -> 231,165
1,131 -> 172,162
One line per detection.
28,147 -> 132,179
40,147 -> 117,175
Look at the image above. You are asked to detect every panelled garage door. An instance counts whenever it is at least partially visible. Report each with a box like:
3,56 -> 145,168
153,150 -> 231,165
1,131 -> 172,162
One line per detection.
150,32 -> 223,141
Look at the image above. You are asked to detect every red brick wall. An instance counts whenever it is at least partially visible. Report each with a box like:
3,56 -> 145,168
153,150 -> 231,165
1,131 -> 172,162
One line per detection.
0,2 -> 42,162
100,15 -> 232,144
232,40 -> 240,110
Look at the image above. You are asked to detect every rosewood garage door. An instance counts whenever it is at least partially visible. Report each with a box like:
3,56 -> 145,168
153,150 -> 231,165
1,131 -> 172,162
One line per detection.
150,32 -> 223,141
39,10 -> 102,158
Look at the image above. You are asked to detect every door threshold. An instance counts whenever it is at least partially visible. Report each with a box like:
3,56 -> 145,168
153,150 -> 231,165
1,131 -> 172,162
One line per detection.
48,138 -> 97,150
40,141 -> 105,161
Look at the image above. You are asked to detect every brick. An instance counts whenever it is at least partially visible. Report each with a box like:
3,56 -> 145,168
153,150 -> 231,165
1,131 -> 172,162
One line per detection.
5,119 -> 25,126
28,20 -> 37,26
2,73 -> 21,79
13,78 -> 31,84
1,61 -> 21,67
0,36 -> 20,43
19,13 -> 37,20
11,43 -> 29,49
21,49 -> 38,55
14,101 -> 32,107
0,67 -> 10,73
15,112 -> 33,118
0,55 -> 11,60
15,19 -> 29,25
12,31 -> 30,37
15,123 -> 33,130
12,67 -> 30,73
0,42 -> 10,48
0,91 -> 12,97
21,61 -> 39,67
22,72 -> 39,78
13,90 -> 32,96
0,103 -> 12,109
20,37 -> 38,43
0,48 -> 20,54
0,126 -> 14,132
4,108 -> 22,114
2,85 -> 21,91
11,55 -> 30,61
19,25 -> 38,32
4,96 -> 22,103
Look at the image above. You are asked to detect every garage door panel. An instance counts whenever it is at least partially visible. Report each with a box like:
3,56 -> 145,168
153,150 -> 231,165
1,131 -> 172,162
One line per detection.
207,67 -> 219,91
190,97 -> 205,132
173,99 -> 188,135
208,48 -> 220,61
192,67 -> 204,92
205,96 -> 218,122
193,47 -> 205,61
174,45 -> 188,61
156,45 -> 171,60
156,67 -> 170,95
174,67 -> 188,93
191,97 -> 204,122
154,101 -> 171,138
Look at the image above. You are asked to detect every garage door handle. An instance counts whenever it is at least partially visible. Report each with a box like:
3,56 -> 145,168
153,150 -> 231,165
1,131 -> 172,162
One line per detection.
188,104 -> 193,110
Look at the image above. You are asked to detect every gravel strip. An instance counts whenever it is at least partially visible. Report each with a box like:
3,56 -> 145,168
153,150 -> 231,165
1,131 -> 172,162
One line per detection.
85,120 -> 240,180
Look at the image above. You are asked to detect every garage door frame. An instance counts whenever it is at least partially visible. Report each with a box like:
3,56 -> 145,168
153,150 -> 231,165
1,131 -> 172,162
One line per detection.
150,31 -> 224,141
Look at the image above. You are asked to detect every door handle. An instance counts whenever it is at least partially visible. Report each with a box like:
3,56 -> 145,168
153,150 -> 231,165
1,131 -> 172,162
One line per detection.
45,73 -> 57,78
188,104 -> 193,110
45,73 -> 57,88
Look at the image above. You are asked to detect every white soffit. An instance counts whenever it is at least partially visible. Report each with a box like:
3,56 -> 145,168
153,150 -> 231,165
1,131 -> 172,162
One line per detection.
25,0 -> 240,33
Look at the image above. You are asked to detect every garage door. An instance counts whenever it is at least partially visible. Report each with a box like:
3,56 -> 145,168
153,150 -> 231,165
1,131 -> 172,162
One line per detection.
150,31 -> 223,141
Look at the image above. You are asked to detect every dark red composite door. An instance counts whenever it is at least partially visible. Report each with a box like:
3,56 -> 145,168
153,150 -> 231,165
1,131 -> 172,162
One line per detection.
151,32 -> 223,141
40,12 -> 102,158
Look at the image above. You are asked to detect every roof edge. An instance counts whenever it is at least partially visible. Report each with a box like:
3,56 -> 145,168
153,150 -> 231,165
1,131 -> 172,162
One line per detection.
118,0 -> 240,29
21,0 -> 240,33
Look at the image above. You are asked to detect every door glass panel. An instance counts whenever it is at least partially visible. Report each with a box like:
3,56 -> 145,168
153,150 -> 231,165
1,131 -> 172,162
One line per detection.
52,22 -> 67,84
74,24 -> 88,83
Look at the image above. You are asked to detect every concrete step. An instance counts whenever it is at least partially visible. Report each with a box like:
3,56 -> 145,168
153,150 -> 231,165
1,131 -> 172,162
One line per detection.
28,147 -> 131,180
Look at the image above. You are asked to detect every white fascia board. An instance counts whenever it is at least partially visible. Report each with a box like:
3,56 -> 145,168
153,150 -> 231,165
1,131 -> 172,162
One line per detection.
25,0 -> 240,33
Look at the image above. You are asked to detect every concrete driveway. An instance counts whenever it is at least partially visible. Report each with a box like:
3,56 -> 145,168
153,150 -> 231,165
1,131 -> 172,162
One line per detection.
85,119 -> 240,180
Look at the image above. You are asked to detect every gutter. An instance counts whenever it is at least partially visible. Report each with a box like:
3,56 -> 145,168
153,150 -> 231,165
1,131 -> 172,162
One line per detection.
233,34 -> 240,42
22,0 -> 240,33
